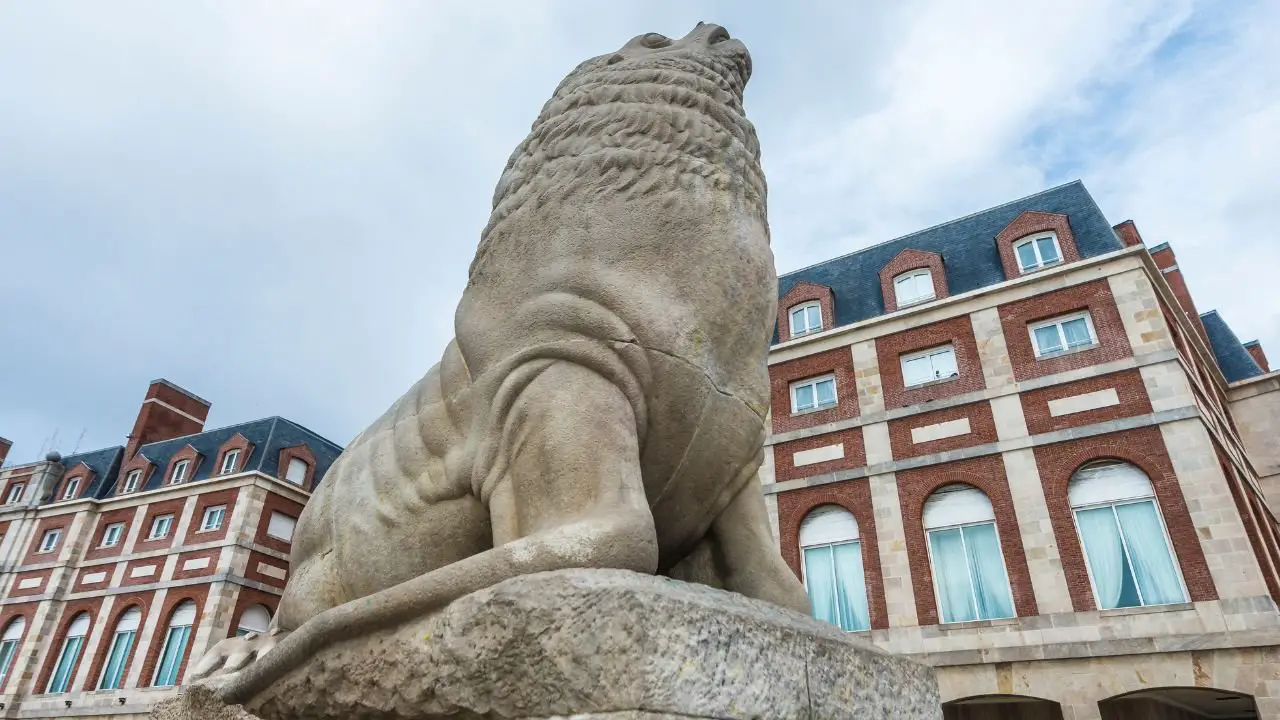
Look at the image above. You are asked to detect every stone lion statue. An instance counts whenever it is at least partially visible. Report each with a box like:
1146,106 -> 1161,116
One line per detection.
194,22 -> 807,703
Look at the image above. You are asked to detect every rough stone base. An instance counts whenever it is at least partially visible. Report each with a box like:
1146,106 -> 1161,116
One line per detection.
160,569 -> 940,719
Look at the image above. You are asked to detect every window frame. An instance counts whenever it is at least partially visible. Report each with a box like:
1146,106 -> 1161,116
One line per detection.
151,602 -> 196,688
45,613 -> 90,694
284,457 -> 309,485
170,459 -> 190,485
122,469 -> 142,494
38,529 -> 62,554
148,514 -> 174,541
200,505 -> 226,533
900,344 -> 959,388
6,483 -> 24,504
96,608 -> 140,691
788,301 -> 824,337
1012,232 -> 1064,273
1028,311 -> 1098,358
789,374 -> 838,415
61,478 -> 79,501
100,522 -> 125,548
923,517 -> 1017,624
893,269 -> 936,307
0,618 -> 26,691
220,449 -> 241,475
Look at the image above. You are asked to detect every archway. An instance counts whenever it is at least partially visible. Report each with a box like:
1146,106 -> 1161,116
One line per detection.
943,694 -> 1064,720
1099,687 -> 1258,719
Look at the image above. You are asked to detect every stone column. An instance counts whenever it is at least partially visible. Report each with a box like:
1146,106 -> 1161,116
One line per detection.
1107,269 -> 1173,356
851,339 -> 884,416
971,307 -> 1016,391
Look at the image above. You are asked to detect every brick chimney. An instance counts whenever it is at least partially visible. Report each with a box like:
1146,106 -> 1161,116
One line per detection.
0,436 -> 11,466
1113,220 -> 1144,247
1245,341 -> 1271,373
122,379 -> 211,465
1147,242 -> 1210,349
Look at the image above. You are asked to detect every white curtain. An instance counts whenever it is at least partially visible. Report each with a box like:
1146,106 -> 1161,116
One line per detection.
963,524 -> 1014,620
832,542 -> 870,631
928,528 -> 975,623
1076,507 -> 1125,609
804,546 -> 838,625
1116,501 -> 1186,605
1062,318 -> 1092,348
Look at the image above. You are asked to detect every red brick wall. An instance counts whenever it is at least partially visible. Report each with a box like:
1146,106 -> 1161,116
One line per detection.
162,444 -> 205,486
138,584 -> 209,688
245,550 -> 290,588
228,587 -> 282,638
53,466 -> 93,502
213,434 -> 255,477
1032,428 -> 1216,611
184,488 -> 241,544
82,508 -> 137,562
1247,344 -> 1270,373
769,347 -> 858,434
995,211 -> 1081,280
877,316 -> 984,411
889,401 -> 997,461
22,516 -> 70,566
80,591 -> 155,693
172,548 -> 222,581
8,570 -> 52,598
998,279 -> 1133,382
122,380 -> 209,467
73,566 -> 115,593
776,281 -> 836,344
277,444 -> 318,490
776,480 -> 888,630
1113,220 -> 1143,247
121,558 -> 165,588
256,493 -> 304,554
773,428 -> 866,482
0,601 -> 39,693
896,456 -> 1038,625
133,497 -> 187,552
1019,370 -> 1153,436
33,597 -> 104,694
2,472 -> 32,506
879,248 -> 949,314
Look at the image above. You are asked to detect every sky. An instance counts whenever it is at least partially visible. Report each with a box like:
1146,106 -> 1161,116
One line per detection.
1,0 -> 1277,464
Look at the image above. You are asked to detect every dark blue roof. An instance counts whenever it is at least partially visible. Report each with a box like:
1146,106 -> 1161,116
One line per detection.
48,416 -> 343,502
775,180 -> 1124,341
1200,311 -> 1264,383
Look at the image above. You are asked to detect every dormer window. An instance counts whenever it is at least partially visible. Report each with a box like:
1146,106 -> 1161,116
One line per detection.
6,483 -> 24,504
171,459 -> 190,484
220,449 -> 241,475
789,302 -> 823,337
122,470 -> 142,494
285,457 -> 308,485
1013,233 -> 1062,273
62,478 -> 79,501
893,269 -> 935,307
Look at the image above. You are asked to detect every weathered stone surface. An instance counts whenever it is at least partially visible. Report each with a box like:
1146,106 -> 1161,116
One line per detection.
151,686 -> 261,720
222,570 -> 940,720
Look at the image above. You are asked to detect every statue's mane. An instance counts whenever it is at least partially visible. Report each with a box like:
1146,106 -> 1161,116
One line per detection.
472,48 -> 765,274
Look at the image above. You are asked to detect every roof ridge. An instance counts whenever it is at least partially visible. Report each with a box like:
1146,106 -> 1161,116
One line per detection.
778,179 -> 1086,279
270,416 -> 344,452
135,415 -> 280,450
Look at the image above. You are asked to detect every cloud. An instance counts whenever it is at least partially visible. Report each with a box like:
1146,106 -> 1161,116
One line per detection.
0,1 -> 1274,463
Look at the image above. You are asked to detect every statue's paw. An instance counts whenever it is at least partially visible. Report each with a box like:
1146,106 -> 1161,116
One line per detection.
190,628 -> 287,683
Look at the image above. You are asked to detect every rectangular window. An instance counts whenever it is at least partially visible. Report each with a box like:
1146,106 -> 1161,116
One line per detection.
122,469 -> 142,494
201,505 -> 226,532
1029,312 -> 1097,357
927,522 -> 1015,623
100,522 -> 125,548
38,529 -> 61,554
893,270 -> 935,307
789,302 -> 823,336
62,478 -> 79,500
266,511 -> 297,542
285,457 -> 308,485
901,345 -> 958,387
790,375 -> 837,414
0,638 -> 18,690
97,630 -> 135,690
152,625 -> 192,687
46,635 -> 84,694
220,449 -> 241,475
803,542 -> 870,632
171,459 -> 190,484
1015,234 -> 1063,272
6,483 -> 24,504
148,514 -> 174,540
1075,499 -> 1187,609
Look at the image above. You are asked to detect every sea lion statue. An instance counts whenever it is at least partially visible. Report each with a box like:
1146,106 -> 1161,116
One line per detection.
193,22 -> 808,704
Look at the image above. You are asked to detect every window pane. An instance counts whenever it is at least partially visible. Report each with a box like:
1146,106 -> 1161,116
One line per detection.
1076,507 -> 1141,609
903,356 -> 933,386
793,384 -> 815,411
0,640 -> 17,687
961,523 -> 1014,620
806,305 -> 822,330
831,541 -> 871,631
930,348 -> 958,379
815,378 -> 836,406
154,626 -> 191,687
1037,237 -> 1060,263
803,546 -> 838,625
1034,325 -> 1063,354
99,631 -> 134,690
1016,242 -> 1039,270
928,528 -> 976,623
1115,501 -> 1186,605
790,308 -> 805,333
1062,318 -> 1093,348
48,635 -> 83,693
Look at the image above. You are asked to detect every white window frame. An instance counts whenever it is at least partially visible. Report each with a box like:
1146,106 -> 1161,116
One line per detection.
200,505 -> 226,532
38,529 -> 62,554
789,374 -> 838,414
100,522 -> 125,548
46,614 -> 89,694
170,459 -> 190,484
152,602 -> 196,688
96,607 -> 140,691
285,457 -> 308,485
799,506 -> 870,633
922,485 -> 1016,624
6,483 -> 24,504
893,269 -> 935,307
220,449 -> 241,475
148,514 -> 174,540
900,344 -> 958,387
1029,311 -> 1098,358
788,301 -> 823,337
62,478 -> 79,500
122,469 -> 142,494
1013,232 -> 1063,273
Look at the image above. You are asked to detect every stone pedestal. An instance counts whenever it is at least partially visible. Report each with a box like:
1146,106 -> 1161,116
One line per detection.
154,569 -> 940,719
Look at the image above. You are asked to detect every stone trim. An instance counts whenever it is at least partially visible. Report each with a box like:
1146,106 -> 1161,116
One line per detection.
879,248 -> 949,314
994,210 -> 1081,280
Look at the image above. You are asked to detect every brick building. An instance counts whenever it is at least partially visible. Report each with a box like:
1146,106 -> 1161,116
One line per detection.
762,180 -> 1280,719
0,379 -> 340,718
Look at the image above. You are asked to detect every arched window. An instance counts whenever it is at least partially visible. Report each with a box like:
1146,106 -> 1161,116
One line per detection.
285,457 -> 308,485
1070,461 -> 1186,609
923,484 -> 1014,623
0,617 -> 26,689
47,612 -> 90,694
152,601 -> 197,687
893,269 -> 935,307
236,605 -> 272,637
98,606 -> 141,690
799,506 -> 869,631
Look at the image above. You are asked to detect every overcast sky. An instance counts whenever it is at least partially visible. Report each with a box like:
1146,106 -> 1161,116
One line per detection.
2,1 -> 1277,464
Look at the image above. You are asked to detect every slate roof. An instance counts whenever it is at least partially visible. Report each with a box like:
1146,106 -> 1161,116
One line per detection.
45,416 -> 343,503
775,180 -> 1125,342
1200,311 -> 1264,383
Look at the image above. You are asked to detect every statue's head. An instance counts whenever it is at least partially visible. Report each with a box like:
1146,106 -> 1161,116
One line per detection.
599,23 -> 752,96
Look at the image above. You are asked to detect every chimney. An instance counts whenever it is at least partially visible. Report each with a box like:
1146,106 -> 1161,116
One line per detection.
0,437 -> 11,466
1113,220 -> 1144,247
1147,242 -> 1210,349
1246,341 -> 1271,373
122,379 -> 211,464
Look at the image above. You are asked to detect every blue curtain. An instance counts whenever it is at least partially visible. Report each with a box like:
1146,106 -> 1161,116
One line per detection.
1116,501 -> 1185,605
47,635 -> 83,693
98,631 -> 134,690
962,524 -> 1014,620
832,542 -> 870,631
154,626 -> 191,687
929,528 -> 975,623
804,546 -> 838,626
